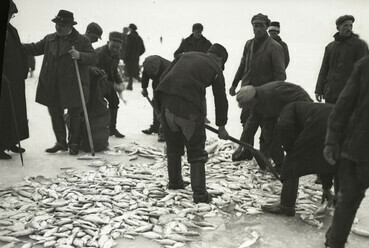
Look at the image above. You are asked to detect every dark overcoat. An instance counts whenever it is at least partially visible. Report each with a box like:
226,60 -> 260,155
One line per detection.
0,24 -> 29,148
278,102 -> 336,180
23,28 -> 98,109
173,34 -> 212,57
123,30 -> 145,77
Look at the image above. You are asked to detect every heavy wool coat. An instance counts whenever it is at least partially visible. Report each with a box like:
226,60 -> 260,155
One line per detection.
0,24 -> 29,148
315,33 -> 368,103
278,102 -> 336,180
232,36 -> 286,88
23,28 -> 98,109
123,30 -> 145,77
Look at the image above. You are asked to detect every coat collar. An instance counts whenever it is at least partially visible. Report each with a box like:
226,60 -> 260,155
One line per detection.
251,36 -> 275,57
50,27 -> 79,42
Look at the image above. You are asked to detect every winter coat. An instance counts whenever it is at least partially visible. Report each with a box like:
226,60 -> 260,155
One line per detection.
142,56 -> 171,90
95,44 -> 122,84
232,36 -> 286,88
273,35 -> 290,68
326,55 -> 369,163
315,33 -> 368,103
173,34 -> 212,57
278,102 -> 336,180
0,24 -> 29,148
123,30 -> 145,77
23,28 -> 98,109
155,52 -> 228,127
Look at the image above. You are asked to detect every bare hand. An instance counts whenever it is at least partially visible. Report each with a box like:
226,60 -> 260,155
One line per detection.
218,126 -> 229,140
69,48 -> 80,60
315,93 -> 323,102
141,88 -> 148,97
323,144 -> 339,165
229,86 -> 236,96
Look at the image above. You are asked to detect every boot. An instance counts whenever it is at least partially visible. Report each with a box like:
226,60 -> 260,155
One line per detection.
167,155 -> 188,189
126,77 -> 133,90
69,143 -> 79,156
232,145 -> 253,161
261,203 -> 295,216
190,162 -> 212,203
9,145 -> 25,153
157,128 -> 165,142
142,125 -> 158,134
109,108 -> 125,138
0,150 -> 12,160
46,142 -> 68,153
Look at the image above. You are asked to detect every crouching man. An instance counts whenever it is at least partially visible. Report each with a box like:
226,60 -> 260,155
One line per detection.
261,102 -> 338,216
155,44 -> 229,203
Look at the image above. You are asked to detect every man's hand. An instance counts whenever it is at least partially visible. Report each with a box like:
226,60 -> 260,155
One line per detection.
315,93 -> 323,102
229,86 -> 236,96
114,83 -> 125,93
141,88 -> 148,97
323,144 -> 339,165
218,126 -> 229,140
69,48 -> 80,60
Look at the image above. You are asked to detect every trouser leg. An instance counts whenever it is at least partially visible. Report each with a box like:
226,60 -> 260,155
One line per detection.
167,154 -> 185,189
260,118 -> 284,168
48,106 -> 67,145
68,107 -> 83,146
280,177 -> 299,208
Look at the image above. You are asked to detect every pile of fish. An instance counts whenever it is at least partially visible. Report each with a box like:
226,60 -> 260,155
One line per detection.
0,140 -> 329,248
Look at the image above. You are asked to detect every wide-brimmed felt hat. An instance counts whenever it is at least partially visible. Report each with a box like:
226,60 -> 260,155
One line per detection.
52,10 -> 77,26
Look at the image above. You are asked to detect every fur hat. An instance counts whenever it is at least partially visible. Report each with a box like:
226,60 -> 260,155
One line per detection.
336,15 -> 355,26
52,10 -> 77,26
268,21 -> 280,32
251,13 -> 271,26
143,56 -> 161,76
236,86 -> 256,108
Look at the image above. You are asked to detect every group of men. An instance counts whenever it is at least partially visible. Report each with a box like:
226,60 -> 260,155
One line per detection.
1,1 -> 369,247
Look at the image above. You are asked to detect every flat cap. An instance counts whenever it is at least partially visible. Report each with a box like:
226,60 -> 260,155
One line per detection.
192,23 -> 204,31
86,22 -> 103,39
336,15 -> 355,26
268,21 -> 280,32
251,13 -> 271,26
143,55 -> 161,76
109,31 -> 123,43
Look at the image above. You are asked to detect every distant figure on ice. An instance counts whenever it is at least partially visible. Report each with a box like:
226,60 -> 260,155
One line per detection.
141,55 -> 170,142
315,15 -> 368,104
323,55 -> 369,248
268,21 -> 290,68
1,0 -> 29,160
118,27 -> 129,81
27,56 -> 36,78
230,13 -> 286,162
85,22 -> 103,44
261,102 -> 337,216
173,23 -> 212,57
123,23 -> 145,90
96,32 -> 125,138
155,44 -> 229,204
160,36 -> 163,44
23,10 -> 98,156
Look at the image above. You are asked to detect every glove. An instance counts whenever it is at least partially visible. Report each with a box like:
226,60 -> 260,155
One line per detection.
218,126 -> 229,140
323,144 -> 339,165
141,88 -> 148,97
229,86 -> 236,96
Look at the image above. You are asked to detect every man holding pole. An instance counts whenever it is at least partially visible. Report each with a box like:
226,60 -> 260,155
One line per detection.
23,10 -> 98,155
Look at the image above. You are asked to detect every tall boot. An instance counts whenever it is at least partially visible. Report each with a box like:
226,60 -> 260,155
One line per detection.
167,155 -> 188,189
109,108 -> 124,138
190,162 -> 212,203
127,77 -> 133,90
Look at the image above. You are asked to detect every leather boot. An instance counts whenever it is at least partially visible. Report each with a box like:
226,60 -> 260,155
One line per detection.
261,203 -> 295,216
142,125 -> 158,134
0,150 -> 12,160
9,145 -> 25,153
109,108 -> 125,138
190,162 -> 212,203
45,142 -> 68,153
167,155 -> 188,189
157,127 -> 165,142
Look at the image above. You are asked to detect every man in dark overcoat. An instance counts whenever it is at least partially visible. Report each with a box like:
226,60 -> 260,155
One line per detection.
23,10 -> 98,155
229,13 -> 286,162
0,0 -> 29,160
95,32 -> 125,138
155,44 -> 229,204
236,81 -> 313,172
123,23 -> 145,90
141,55 -> 171,142
323,55 -> 369,248
173,23 -> 212,58
261,102 -> 337,216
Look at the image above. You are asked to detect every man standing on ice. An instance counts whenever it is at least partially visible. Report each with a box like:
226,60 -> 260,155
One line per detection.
155,44 -> 229,204
229,13 -> 286,162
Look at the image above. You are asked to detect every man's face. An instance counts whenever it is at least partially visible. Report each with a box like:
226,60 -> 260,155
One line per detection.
108,40 -> 122,56
337,20 -> 353,37
193,29 -> 202,39
55,23 -> 73,36
253,22 -> 268,38
268,30 -> 279,39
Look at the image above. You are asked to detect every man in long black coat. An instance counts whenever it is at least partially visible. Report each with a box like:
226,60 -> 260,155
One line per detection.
23,10 -> 98,155
261,102 -> 337,216
0,1 -> 29,160
155,44 -> 229,204
123,23 -> 145,90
